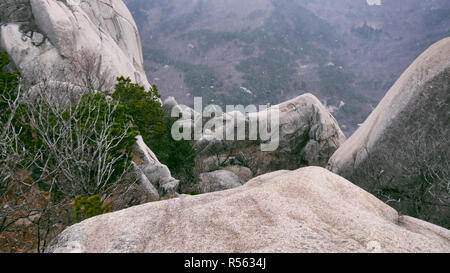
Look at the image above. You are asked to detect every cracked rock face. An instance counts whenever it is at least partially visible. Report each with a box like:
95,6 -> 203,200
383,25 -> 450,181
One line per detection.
174,93 -> 347,176
327,38 -> 450,228
46,167 -> 450,253
0,0 -> 149,89
0,0 -> 34,24
132,136 -> 179,198
327,37 -> 450,175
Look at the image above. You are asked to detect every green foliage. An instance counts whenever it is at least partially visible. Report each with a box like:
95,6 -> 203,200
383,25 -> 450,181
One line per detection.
0,51 -> 20,116
171,1 -> 339,105
160,116 -> 196,181
318,65 -> 354,97
142,48 -> 172,65
0,51 -> 26,162
73,195 -> 110,222
16,88 -> 139,197
0,51 -> 19,83
178,62 -> 218,100
216,85 -> 255,106
113,76 -> 165,154
0,52 -> 43,158
112,77 -> 196,182
73,93 -> 139,182
183,190 -> 200,196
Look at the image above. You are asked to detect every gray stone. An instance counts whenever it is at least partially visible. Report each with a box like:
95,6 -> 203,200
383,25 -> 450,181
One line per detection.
132,136 -> 179,198
0,0 -> 33,24
0,0 -> 150,90
328,37 -> 450,175
162,96 -> 179,114
46,167 -> 450,253
222,165 -> 253,183
327,37 -> 450,228
198,170 -> 243,193
31,32 -> 44,46
193,93 -> 346,176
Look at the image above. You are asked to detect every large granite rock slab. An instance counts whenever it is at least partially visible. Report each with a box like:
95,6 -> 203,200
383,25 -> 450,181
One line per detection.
47,167 -> 450,253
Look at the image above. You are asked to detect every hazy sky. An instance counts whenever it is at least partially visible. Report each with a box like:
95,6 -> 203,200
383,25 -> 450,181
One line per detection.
366,0 -> 382,5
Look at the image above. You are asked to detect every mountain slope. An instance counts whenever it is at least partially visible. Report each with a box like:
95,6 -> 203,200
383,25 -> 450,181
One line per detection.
125,0 -> 450,134
328,37 -> 450,228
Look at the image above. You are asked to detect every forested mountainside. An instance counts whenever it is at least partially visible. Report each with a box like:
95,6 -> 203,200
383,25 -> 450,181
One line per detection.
1,0 -> 449,254
124,0 -> 450,134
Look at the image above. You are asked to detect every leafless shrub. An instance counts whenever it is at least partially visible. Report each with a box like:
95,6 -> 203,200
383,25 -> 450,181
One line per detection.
0,81 -> 28,234
0,77 -> 137,252
25,90 -> 134,199
345,72 -> 450,228
69,50 -> 114,93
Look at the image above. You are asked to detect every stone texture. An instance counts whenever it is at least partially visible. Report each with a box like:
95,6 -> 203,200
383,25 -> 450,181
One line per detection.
192,93 -> 346,176
132,136 -> 179,197
0,1 -> 175,204
0,0 -> 150,89
327,38 -> 450,227
198,170 -> 243,193
222,165 -> 253,183
46,167 -> 450,253
327,37 -> 450,174
0,0 -> 33,24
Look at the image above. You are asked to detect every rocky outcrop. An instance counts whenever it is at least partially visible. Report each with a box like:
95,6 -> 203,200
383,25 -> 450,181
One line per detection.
46,167 -> 450,253
222,165 -> 253,182
327,37 -> 450,228
0,1 -> 173,201
197,170 -> 243,193
175,93 -> 347,176
0,0 -> 149,89
132,136 -> 179,198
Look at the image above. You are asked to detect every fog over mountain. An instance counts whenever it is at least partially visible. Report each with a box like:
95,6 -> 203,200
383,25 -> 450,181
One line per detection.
1,0 -> 449,254
124,0 -> 450,134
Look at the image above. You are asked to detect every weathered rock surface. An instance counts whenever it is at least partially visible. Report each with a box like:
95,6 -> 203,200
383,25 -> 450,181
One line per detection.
327,37 -> 450,227
132,136 -> 179,197
198,170 -> 243,193
222,165 -> 253,183
0,1 -> 176,203
189,93 -> 346,176
327,37 -> 450,174
0,0 -> 149,89
46,167 -> 450,253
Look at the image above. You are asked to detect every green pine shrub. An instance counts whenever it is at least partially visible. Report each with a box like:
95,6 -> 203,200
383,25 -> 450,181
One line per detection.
73,194 -> 110,222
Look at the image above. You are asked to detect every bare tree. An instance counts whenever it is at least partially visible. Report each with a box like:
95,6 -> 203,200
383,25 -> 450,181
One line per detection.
0,81 -> 27,234
0,79 -> 53,252
1,78 -> 138,252
25,86 -> 135,199
347,120 -> 450,228
69,50 -> 114,93
0,46 -> 140,251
